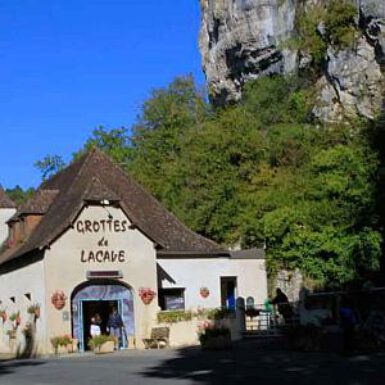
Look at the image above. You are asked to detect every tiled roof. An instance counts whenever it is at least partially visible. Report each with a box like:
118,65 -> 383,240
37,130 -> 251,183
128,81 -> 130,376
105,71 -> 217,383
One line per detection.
0,148 -> 221,266
18,189 -> 59,215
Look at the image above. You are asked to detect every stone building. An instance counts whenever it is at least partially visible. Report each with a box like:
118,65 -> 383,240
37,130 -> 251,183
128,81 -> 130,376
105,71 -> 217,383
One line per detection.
0,149 -> 267,354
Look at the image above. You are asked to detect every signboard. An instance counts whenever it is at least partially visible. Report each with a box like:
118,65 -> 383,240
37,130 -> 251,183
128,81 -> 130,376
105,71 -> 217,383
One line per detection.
75,218 -> 129,263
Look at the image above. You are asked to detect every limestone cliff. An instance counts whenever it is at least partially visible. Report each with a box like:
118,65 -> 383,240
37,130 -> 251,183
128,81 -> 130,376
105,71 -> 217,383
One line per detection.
199,0 -> 385,121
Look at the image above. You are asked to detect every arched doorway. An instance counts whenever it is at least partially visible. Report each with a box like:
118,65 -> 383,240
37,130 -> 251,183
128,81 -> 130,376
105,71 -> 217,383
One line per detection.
71,280 -> 134,351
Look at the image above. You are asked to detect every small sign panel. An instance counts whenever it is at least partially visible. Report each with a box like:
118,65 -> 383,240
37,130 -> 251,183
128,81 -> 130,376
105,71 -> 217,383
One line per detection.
62,311 -> 70,322
87,271 -> 123,279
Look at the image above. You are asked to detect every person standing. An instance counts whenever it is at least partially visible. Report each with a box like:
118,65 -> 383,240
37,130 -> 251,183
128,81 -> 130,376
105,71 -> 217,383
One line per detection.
90,317 -> 101,338
271,288 -> 293,324
107,307 -> 124,349
340,297 -> 358,354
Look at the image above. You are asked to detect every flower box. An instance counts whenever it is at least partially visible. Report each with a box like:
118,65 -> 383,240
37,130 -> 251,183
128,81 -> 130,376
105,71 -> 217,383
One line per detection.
94,340 -> 115,354
89,335 -> 117,354
27,304 -> 41,319
56,345 -> 69,355
51,335 -> 73,354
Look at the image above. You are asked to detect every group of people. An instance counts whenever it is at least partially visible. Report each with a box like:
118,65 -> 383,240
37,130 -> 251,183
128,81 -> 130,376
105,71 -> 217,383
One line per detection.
90,307 -> 125,349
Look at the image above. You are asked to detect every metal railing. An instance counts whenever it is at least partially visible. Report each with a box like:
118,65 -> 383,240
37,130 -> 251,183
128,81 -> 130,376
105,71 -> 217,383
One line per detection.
243,302 -> 299,336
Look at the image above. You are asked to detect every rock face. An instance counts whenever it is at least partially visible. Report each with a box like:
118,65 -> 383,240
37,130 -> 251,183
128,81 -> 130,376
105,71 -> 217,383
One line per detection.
199,0 -> 297,105
199,0 -> 385,121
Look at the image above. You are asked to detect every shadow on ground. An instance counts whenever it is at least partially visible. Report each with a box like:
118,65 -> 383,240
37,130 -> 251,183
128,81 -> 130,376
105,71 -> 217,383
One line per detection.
141,340 -> 385,385
0,359 -> 46,377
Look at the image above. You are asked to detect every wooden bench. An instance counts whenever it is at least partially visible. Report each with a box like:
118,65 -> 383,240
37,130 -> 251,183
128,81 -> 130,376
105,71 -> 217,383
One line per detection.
143,327 -> 170,349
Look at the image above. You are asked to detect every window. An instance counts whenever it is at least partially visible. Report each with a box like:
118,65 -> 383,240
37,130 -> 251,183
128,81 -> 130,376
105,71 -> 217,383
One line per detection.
159,289 -> 185,311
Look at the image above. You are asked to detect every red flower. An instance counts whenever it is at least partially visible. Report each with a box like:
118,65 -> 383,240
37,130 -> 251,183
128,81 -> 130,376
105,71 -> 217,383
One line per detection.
138,288 -> 156,305
200,287 -> 210,298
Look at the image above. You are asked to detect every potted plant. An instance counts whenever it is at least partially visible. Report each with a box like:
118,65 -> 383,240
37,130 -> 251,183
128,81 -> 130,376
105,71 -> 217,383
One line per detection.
50,335 -> 73,354
139,288 -> 156,305
0,309 -> 7,323
9,312 -> 21,326
68,338 -> 79,353
6,329 -> 16,339
27,303 -> 41,319
88,335 -> 117,354
198,323 -> 232,350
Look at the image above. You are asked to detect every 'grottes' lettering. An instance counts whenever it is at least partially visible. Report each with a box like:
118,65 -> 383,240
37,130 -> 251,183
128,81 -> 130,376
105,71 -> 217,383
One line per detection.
81,250 -> 126,263
76,219 -> 129,234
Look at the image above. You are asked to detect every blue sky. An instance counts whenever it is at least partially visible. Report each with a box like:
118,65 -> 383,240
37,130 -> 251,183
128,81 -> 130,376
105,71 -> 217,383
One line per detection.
0,0 -> 204,189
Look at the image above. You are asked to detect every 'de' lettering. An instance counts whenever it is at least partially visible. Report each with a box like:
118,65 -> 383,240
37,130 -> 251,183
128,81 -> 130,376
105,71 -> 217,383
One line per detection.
81,250 -> 126,263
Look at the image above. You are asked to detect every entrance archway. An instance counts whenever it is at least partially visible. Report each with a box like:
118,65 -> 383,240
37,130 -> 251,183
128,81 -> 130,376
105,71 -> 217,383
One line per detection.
71,280 -> 134,351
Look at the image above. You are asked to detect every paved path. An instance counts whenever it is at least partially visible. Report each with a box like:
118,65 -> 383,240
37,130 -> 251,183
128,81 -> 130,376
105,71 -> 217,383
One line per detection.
1,341 -> 385,385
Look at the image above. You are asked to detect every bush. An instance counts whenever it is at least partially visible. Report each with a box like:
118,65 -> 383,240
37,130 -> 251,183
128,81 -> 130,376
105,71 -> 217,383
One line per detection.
206,308 -> 234,321
157,310 -> 193,323
198,326 -> 231,345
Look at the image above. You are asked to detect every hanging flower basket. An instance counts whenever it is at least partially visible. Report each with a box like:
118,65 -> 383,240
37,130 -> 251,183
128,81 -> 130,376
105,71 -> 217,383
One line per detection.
0,309 -> 7,323
6,329 -> 16,339
200,287 -> 210,298
51,291 -> 67,310
27,303 -> 41,318
9,312 -> 21,326
138,288 -> 156,305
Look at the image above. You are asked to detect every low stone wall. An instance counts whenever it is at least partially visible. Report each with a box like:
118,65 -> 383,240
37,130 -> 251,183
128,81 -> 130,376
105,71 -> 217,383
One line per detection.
156,311 -> 243,348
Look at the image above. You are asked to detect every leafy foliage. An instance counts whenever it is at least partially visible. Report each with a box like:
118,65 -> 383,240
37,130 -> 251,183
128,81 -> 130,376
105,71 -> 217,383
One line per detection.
34,154 -> 66,181
5,186 -> 35,206
294,0 -> 358,69
126,75 -> 381,287
38,74 -> 383,288
88,334 -> 116,349
157,310 -> 193,324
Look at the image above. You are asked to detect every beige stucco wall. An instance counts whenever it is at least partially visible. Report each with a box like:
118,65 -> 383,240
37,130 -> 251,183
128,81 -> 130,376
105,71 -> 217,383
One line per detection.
0,259 -> 47,355
0,208 -> 16,246
0,203 -> 268,353
158,258 -> 268,309
43,205 -> 159,353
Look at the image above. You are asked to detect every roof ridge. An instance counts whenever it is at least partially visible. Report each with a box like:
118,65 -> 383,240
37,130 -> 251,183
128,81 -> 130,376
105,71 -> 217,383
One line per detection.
97,151 -> 219,249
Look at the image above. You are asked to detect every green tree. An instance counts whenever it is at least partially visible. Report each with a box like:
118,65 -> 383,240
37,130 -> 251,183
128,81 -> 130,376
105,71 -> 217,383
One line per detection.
34,155 -> 66,181
79,126 -> 132,166
5,186 -> 35,206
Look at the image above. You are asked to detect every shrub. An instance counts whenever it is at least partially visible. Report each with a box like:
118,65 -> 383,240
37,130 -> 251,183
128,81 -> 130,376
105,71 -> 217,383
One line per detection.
206,308 -> 234,321
325,0 -> 357,48
198,325 -> 231,345
157,310 -> 193,323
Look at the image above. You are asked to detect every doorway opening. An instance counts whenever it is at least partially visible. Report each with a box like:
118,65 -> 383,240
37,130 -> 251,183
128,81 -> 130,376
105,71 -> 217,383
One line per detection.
220,277 -> 237,310
82,300 -> 118,350
71,281 -> 134,352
